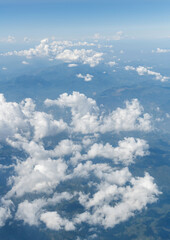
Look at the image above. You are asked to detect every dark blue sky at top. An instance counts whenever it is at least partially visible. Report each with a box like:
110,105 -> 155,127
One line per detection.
0,0 -> 170,40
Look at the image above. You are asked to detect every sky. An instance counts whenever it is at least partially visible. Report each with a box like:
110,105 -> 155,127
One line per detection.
1,0 -> 170,41
0,0 -> 170,237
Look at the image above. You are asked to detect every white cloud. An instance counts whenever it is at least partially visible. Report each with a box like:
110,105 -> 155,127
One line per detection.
0,36 -> 16,43
166,113 -> 170,118
22,61 -> 29,65
85,137 -> 149,165
2,67 -> 7,71
0,92 -> 160,233
45,92 -> 152,134
0,94 -> 28,141
107,61 -> 116,67
1,39 -> 102,67
68,63 -> 78,67
0,96 -> 67,141
0,206 -> 11,227
15,199 -> 46,226
74,173 -> 160,228
56,49 -> 103,67
7,156 -> 68,197
152,48 -> 170,53
76,73 -> 94,82
52,139 -> 82,158
45,91 -> 100,134
45,91 -> 98,117
30,111 -> 67,140
40,211 -> 75,231
15,192 -> 74,227
100,99 -> 152,133
125,65 -> 135,71
125,65 -> 169,82
72,162 -> 132,186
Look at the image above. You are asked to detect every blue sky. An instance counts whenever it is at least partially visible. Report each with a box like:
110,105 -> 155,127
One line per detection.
1,0 -> 170,40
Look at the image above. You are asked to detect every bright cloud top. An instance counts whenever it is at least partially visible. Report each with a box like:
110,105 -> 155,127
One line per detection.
1,38 -> 103,67
152,48 -> 170,53
45,91 -> 152,134
125,65 -> 169,82
76,73 -> 94,82
0,92 -> 160,233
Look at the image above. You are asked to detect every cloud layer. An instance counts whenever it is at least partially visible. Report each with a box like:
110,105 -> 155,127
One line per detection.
152,48 -> 170,53
45,92 -> 152,134
0,92 -> 160,233
125,65 -> 169,82
1,39 -> 103,67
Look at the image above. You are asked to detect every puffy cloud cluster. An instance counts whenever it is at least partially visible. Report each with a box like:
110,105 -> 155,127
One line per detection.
125,65 -> 169,82
15,192 -> 73,227
0,95 -> 67,141
56,49 -> 103,67
152,48 -> 170,53
76,73 -> 94,82
40,211 -> 75,231
0,92 -> 160,231
0,206 -> 11,227
1,38 -> 103,67
0,198 -> 12,227
75,172 -> 159,228
45,92 -> 152,134
84,137 -> 149,165
0,94 -> 28,140
15,199 -> 46,226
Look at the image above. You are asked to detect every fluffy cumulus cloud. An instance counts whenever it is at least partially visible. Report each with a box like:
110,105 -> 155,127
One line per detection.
0,96 -> 67,142
85,137 -> 149,165
125,65 -> 169,82
0,206 -> 11,227
40,211 -> 75,231
45,92 -> 152,134
56,49 -> 103,67
74,173 -> 160,228
0,92 -> 160,233
15,199 -> 46,226
7,156 -> 68,197
76,73 -> 94,82
1,39 -> 103,67
0,94 -> 28,141
0,198 -> 12,227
